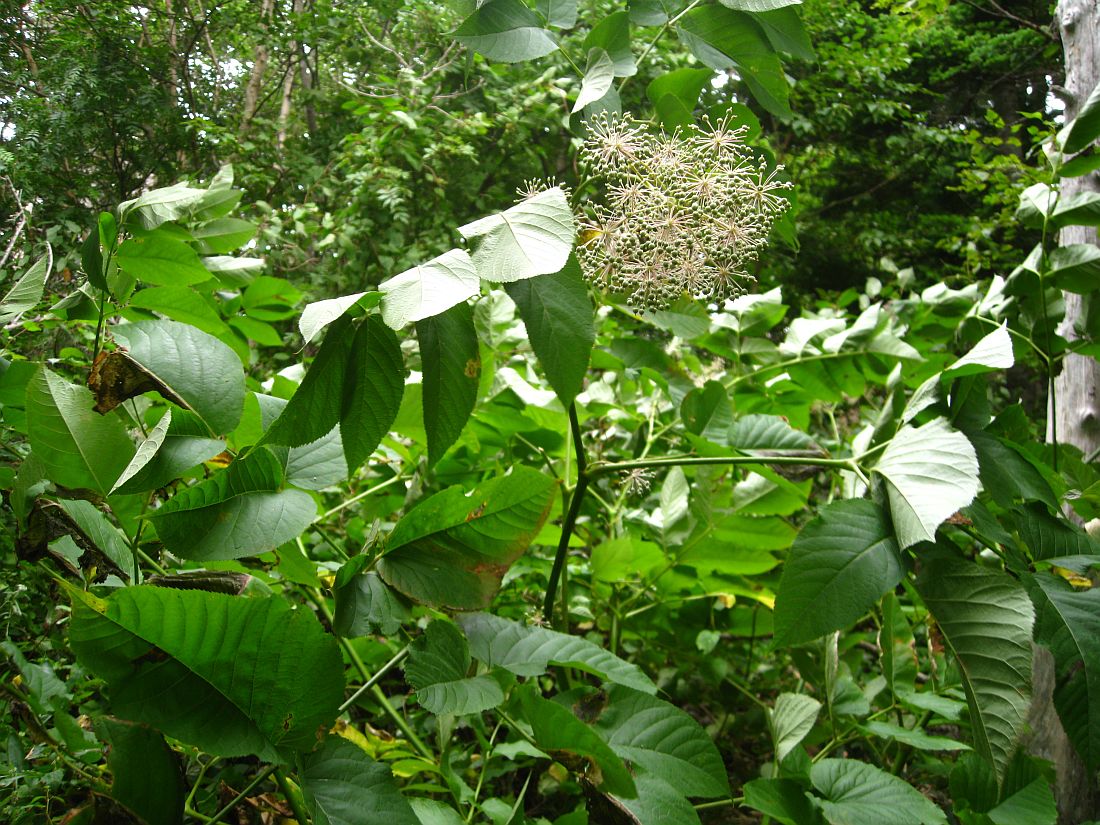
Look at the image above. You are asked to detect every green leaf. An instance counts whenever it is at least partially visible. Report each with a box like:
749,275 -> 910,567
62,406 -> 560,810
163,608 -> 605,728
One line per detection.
119,183 -> 207,229
1058,80 -> 1100,154
752,6 -> 815,60
459,612 -> 654,692
95,718 -> 184,825
573,48 -> 616,113
592,684 -> 729,798
536,0 -> 576,28
69,586 -> 343,762
986,778 -> 1057,825
111,410 -> 225,495
647,68 -> 713,131
861,720 -> 970,751
1059,152 -> 1100,178
0,246 -> 52,324
518,685 -> 636,798
582,12 -> 635,77
769,693 -> 821,762
1027,573 -> 1100,771
727,413 -> 824,455
406,620 -> 505,715
418,302 -> 479,465
299,735 -> 420,825
942,325 -> 1014,380
810,759 -> 947,824
380,248 -> 479,330
681,381 -> 733,443
874,418 -> 979,549
917,558 -> 1034,780
26,367 -> 135,494
1051,190 -> 1100,228
504,254 -> 594,405
299,292 -> 369,344
241,276 -> 302,321
128,285 -> 232,339
744,778 -> 821,825
333,567 -> 411,638
191,218 -> 256,255
719,0 -> 801,10
116,232 -> 211,287
606,770 -> 701,825
284,426 -> 347,491
148,447 -> 316,561
967,432 -> 1057,509
453,0 -> 558,63
677,6 -> 791,119
377,468 -> 557,610
1048,244 -> 1100,293
458,187 -> 575,283
773,500 -> 904,646
112,320 -> 246,435
55,498 -> 136,582
880,592 -> 917,699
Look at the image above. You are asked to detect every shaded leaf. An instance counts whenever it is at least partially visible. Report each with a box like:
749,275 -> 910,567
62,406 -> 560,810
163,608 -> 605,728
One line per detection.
453,0 -> 558,63
582,11 -> 635,77
769,693 -> 821,763
811,759 -> 947,824
96,718 -> 184,825
299,735 -> 420,825
418,302 -> 479,465
574,48 -> 616,112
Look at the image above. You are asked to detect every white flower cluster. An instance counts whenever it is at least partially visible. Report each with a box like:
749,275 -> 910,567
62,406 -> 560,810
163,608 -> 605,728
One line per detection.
576,112 -> 792,311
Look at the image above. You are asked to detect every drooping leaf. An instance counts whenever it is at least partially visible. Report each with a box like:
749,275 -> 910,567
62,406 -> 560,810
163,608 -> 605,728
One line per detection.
95,717 -> 184,825
115,232 -> 211,286
105,320 -> 246,435
917,558 -> 1034,780
880,592 -> 917,699
874,418 -> 979,548
111,410 -> 225,495
417,302 -> 480,465
69,585 -> 343,763
299,735 -> 420,825
810,759 -> 947,825
518,685 -> 636,798
148,447 -> 316,561
773,499 -> 904,646
751,6 -> 815,60
743,778 -> 821,825
504,254 -> 594,405
453,0 -> 558,63
1048,243 -> 1100,293
377,468 -> 556,610
591,684 -> 729,798
0,246 -> 52,324
26,367 -> 135,494
405,620 -> 504,715
647,67 -> 713,131
573,48 -> 616,112
458,187 -> 575,283
380,248 -> 480,330
297,291 -> 379,344
458,612 -> 655,693
769,693 -> 821,763
333,565 -> 411,638
1026,572 -> 1100,771
942,325 -> 1014,381
582,11 -> 635,77
55,498 -> 136,582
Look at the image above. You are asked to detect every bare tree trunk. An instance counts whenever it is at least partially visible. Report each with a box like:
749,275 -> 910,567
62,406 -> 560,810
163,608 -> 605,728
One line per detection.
1037,1 -> 1100,822
165,0 -> 179,103
240,0 -> 276,135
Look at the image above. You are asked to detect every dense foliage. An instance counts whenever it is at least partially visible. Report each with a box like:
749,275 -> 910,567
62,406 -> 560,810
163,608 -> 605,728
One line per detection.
3,1 -> 1100,824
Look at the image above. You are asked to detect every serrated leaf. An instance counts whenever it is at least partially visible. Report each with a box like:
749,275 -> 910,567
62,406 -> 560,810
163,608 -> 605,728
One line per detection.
459,187 -> 575,283
26,367 -> 135,495
453,0 -> 558,63
111,410 -> 225,495
458,612 -> 655,693
917,558 -> 1033,780
377,468 -> 556,610
69,586 -> 343,763
0,246 -> 52,324
405,620 -> 504,715
769,693 -> 821,762
148,447 -> 316,561
418,302 -> 479,465
299,735 -> 420,825
96,718 -> 184,825
773,500 -> 904,646
380,248 -> 479,330
728,413 -> 824,455
811,759 -> 947,824
592,684 -> 729,798
719,0 -> 801,10
333,567 -> 411,638
874,418 -> 979,549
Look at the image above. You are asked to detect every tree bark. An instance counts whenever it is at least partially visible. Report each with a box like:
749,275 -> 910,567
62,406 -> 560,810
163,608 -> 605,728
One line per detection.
240,0 -> 276,135
1037,1 -> 1100,822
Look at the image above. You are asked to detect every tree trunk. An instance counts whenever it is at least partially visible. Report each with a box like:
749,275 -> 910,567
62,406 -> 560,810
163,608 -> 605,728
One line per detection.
1037,1 -> 1100,822
240,0 -> 276,135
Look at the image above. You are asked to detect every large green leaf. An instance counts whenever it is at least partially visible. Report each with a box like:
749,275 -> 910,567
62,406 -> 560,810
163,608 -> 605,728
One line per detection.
727,413 -> 824,455
536,0 -> 576,28
743,778 -> 822,825
115,231 -> 211,286
518,685 -> 636,798
582,11 -> 635,77
148,447 -> 316,561
405,620 -> 504,715
417,302 -> 479,465
26,367 -> 135,494
111,320 -> 246,435
591,684 -> 728,798
1058,79 -> 1100,154
676,6 -> 791,118
874,418 -> 979,548
752,6 -> 815,60
769,693 -> 821,763
1048,244 -> 1100,293
333,564 -> 410,638
458,612 -> 655,693
453,0 -> 558,63
56,498 -> 136,582
299,735 -> 420,825
297,291 -> 379,344
95,717 -> 184,825
119,182 -> 207,229
191,217 -> 255,255
379,248 -> 479,330
917,558 -> 1034,780
810,759 -> 947,824
681,381 -> 734,443
1027,573 -> 1100,771
111,409 -> 225,495
773,500 -> 904,646
573,48 -> 616,112
504,254 -> 593,405
942,324 -> 1014,381
69,586 -> 343,763
0,246 -> 51,323
647,67 -> 712,132
458,187 -> 575,283
377,467 -> 556,610
606,770 -> 701,825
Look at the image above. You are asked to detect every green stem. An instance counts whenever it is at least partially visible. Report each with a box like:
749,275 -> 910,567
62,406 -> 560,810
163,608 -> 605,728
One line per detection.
620,0 -> 706,93
320,474 -> 404,521
91,293 -> 107,362
466,720 -> 504,824
588,453 -> 854,479
339,645 -> 409,713
274,768 -> 311,825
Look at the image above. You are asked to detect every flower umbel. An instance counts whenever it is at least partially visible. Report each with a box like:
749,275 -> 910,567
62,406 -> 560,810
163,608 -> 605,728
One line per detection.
576,112 -> 792,311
